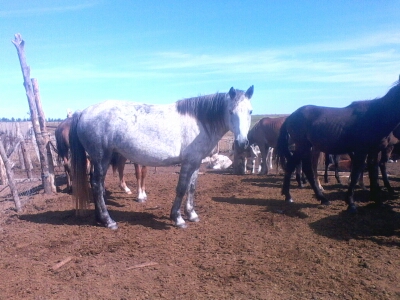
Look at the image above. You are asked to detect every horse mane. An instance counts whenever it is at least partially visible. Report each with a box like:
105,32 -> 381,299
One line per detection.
176,92 -> 228,136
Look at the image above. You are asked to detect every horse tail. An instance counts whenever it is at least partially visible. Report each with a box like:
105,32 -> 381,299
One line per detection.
69,112 -> 91,215
275,119 -> 291,171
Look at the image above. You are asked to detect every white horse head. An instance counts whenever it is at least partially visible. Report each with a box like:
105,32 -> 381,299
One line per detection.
227,86 -> 253,151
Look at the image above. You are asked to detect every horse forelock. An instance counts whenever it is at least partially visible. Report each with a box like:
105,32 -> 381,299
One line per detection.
176,93 -> 228,135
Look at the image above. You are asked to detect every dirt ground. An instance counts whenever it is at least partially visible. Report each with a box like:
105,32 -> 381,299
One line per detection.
1,159 -> 400,300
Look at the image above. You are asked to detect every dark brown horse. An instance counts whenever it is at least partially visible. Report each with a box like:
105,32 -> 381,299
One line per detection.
55,118 -> 148,201
245,116 -> 306,187
55,117 -> 73,192
276,79 -> 400,212
247,116 -> 287,175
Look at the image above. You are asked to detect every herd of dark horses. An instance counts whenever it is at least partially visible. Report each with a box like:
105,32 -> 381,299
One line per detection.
55,79 -> 400,227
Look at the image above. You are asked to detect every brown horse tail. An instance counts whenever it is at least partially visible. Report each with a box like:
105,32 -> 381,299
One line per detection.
69,112 -> 91,215
275,119 -> 291,171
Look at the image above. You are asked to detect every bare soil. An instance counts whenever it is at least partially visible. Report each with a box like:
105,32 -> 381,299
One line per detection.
1,161 -> 400,299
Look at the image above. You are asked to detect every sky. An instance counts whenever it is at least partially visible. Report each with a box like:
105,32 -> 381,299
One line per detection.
1,0 -> 400,119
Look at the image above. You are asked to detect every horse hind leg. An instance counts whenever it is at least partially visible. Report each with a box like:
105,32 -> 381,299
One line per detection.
135,164 -> 148,202
302,150 -> 329,205
115,154 -> 131,194
91,159 -> 118,229
63,157 -> 72,193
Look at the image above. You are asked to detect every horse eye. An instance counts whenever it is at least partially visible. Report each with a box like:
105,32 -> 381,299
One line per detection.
229,110 -> 233,115
249,110 -> 253,115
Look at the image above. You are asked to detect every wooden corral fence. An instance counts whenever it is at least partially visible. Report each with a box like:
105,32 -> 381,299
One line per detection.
0,122 -> 65,211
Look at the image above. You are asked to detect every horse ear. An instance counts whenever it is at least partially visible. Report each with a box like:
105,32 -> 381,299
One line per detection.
245,85 -> 254,99
229,87 -> 236,99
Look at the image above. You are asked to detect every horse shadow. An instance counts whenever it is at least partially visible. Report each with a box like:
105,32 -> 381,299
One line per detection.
212,196 -> 324,219
241,175 -> 285,188
309,202 -> 400,246
18,209 -> 171,230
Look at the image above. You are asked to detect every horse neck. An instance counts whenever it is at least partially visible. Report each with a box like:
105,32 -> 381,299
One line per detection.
375,88 -> 400,131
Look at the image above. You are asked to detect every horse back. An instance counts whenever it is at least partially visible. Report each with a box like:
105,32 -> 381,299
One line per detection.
76,100 -> 214,166
249,116 -> 287,148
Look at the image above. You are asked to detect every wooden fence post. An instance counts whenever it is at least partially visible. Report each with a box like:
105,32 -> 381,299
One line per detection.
0,150 -> 7,185
32,79 -> 56,192
11,33 -> 53,195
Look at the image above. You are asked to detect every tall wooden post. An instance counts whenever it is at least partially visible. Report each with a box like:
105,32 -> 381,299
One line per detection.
32,79 -> 56,192
12,33 -> 53,194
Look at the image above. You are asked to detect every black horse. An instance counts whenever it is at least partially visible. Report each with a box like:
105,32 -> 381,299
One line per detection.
276,79 -> 400,212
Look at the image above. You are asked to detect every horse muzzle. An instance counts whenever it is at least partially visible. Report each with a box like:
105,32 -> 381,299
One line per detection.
234,138 -> 249,152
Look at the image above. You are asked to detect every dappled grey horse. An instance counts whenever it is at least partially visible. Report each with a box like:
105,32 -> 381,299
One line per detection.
70,86 -> 254,229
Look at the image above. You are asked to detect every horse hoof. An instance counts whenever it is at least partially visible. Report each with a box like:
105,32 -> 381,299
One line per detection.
175,222 -> 188,229
136,198 -> 147,203
321,200 -> 330,206
106,222 -> 118,230
189,217 -> 200,223
347,205 -> 357,214
285,198 -> 294,203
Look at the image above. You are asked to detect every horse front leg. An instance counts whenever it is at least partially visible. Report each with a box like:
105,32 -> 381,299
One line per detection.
333,155 -> 342,184
259,146 -> 268,175
379,147 -> 395,195
323,153 -> 329,184
135,164 -> 148,202
295,162 -> 305,188
170,162 -> 198,228
311,149 -> 323,191
345,153 -> 367,213
367,152 -> 382,206
185,168 -> 200,223
91,160 -> 117,229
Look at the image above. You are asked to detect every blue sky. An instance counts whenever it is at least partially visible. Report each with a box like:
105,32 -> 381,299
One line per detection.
1,0 -> 400,119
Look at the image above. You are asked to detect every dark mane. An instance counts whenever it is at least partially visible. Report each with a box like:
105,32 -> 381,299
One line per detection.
347,80 -> 400,112
176,92 -> 227,136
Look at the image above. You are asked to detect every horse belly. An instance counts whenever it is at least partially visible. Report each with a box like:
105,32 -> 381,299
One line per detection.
116,134 -> 183,166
